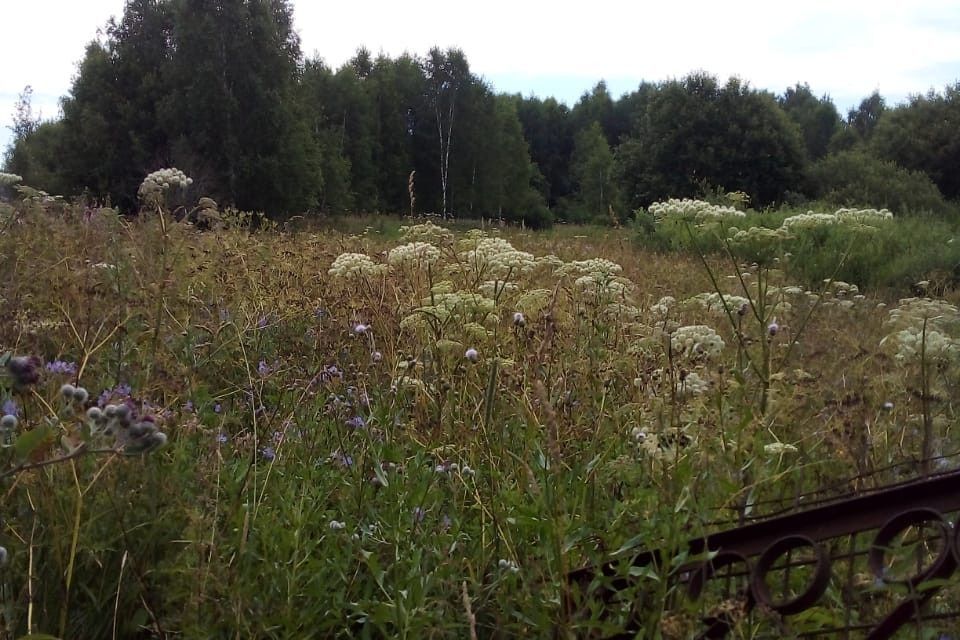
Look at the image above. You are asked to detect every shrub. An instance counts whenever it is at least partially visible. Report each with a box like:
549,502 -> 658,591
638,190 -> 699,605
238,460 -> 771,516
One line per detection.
808,151 -> 953,216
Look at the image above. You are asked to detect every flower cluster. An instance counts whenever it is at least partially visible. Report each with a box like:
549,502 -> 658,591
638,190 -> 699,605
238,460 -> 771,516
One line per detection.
649,198 -> 745,221
780,212 -> 838,230
675,371 -> 710,397
46,359 -> 78,376
555,258 -> 623,278
685,292 -> 750,316
671,325 -> 725,360
399,221 -> 454,245
387,241 -> 441,268
781,207 -> 893,232
137,167 -> 193,203
881,297 -> 960,365
834,207 -> 893,224
400,290 -> 498,336
462,238 -> 535,279
0,172 -> 23,187
328,252 -> 388,280
86,403 -> 168,454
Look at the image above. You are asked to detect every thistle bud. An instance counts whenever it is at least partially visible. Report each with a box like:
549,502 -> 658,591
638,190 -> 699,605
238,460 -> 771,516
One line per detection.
60,383 -> 77,399
7,356 -> 41,387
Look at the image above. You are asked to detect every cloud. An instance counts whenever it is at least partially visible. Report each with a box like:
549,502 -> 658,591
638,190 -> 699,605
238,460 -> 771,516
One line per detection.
2,0 -> 959,156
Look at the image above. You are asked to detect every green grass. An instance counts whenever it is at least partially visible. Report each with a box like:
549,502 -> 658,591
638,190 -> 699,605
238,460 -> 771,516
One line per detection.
1,198 -> 960,638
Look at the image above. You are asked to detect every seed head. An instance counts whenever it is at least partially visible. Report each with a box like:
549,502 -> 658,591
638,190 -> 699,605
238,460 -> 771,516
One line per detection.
0,414 -> 17,430
513,312 -> 526,327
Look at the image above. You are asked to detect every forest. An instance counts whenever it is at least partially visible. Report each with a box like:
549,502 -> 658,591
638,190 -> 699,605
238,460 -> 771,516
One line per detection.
3,0 -> 959,226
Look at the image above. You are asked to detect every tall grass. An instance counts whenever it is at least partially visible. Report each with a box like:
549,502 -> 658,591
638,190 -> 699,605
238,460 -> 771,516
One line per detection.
1,197 -> 959,638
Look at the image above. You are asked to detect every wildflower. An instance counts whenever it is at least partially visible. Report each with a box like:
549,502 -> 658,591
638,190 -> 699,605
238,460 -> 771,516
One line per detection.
498,558 -> 520,573
465,348 -> 479,362
6,355 -> 41,386
0,172 -> 23,187
214,402 -> 222,414
137,167 -> 192,202
329,449 -> 354,468
882,401 -> 894,411
387,241 -> 441,268
183,400 -> 194,413
60,383 -> 77,399
345,415 -> 366,429
0,414 -> 17,431
513,311 -> 526,327
328,253 -> 387,280
412,506 -> 426,523
371,351 -> 383,363
261,446 -> 276,461
2,399 -> 17,416
257,360 -> 271,376
0,546 -> 8,567
671,326 -> 725,360
257,315 -> 270,329
329,520 -> 346,531
764,442 -> 798,455
767,321 -> 780,337
354,323 -> 368,335
216,432 -> 229,444
675,372 -> 710,397
45,360 -> 78,375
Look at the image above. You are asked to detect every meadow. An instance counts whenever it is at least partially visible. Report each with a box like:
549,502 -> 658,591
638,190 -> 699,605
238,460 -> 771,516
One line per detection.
2,181 -> 960,638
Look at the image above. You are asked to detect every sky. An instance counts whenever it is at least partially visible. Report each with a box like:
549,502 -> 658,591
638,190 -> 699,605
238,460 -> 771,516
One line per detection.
2,0 -> 959,156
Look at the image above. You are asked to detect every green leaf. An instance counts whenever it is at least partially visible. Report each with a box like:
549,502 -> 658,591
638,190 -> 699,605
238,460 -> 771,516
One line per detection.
613,534 -> 647,556
628,565 -> 660,581
14,424 -> 52,460
372,460 -> 389,488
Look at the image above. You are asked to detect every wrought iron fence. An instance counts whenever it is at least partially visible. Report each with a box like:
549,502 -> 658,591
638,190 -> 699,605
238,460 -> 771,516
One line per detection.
568,457 -> 960,638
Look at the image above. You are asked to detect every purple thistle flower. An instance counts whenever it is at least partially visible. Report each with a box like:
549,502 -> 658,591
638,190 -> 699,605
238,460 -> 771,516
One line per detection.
45,360 -> 78,375
214,402 -> 222,414
258,360 -> 271,377
216,432 -> 229,444
6,356 -> 41,387
261,446 -> 276,461
329,450 -> 354,468
345,415 -> 366,429
2,399 -> 17,417
183,400 -> 194,413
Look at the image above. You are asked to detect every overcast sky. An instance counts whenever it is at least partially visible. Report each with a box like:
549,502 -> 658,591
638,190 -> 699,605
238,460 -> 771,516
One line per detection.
2,0 -> 959,156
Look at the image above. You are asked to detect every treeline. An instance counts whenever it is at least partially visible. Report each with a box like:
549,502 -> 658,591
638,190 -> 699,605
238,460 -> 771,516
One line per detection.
4,0 -> 959,225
